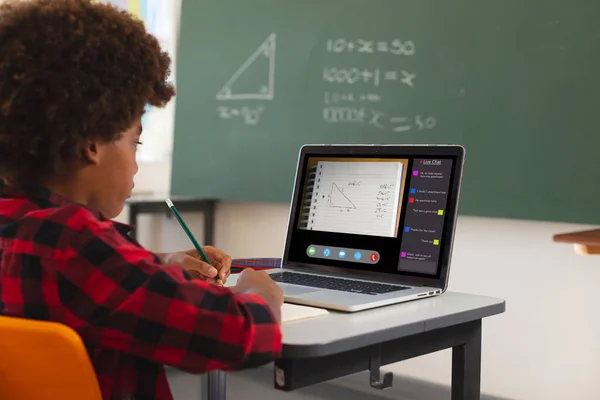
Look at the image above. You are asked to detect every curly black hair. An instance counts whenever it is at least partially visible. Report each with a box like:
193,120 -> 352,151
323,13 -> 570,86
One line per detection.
0,0 -> 175,185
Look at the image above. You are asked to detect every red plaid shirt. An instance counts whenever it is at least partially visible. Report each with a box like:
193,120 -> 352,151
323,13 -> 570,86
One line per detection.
0,183 -> 282,400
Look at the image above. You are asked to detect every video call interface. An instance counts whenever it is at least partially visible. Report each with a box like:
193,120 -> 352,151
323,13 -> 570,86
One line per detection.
287,155 -> 455,276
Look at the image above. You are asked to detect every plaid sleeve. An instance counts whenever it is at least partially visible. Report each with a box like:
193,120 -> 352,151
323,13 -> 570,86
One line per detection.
56,209 -> 282,373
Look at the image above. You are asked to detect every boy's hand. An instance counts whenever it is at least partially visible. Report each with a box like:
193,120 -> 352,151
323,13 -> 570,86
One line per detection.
232,268 -> 283,324
158,246 -> 232,284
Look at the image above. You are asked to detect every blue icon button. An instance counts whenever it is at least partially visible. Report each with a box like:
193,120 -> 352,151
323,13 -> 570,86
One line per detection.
323,248 -> 331,257
338,250 -> 346,259
354,251 -> 362,260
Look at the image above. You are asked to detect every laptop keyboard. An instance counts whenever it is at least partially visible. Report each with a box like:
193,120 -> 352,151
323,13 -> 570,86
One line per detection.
268,271 -> 409,296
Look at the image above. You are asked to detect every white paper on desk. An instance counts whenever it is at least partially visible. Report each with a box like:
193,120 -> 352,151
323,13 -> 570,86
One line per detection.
282,303 -> 328,323
223,277 -> 328,322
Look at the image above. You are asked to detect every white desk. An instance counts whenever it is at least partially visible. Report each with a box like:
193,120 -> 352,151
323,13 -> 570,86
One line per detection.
202,275 -> 505,400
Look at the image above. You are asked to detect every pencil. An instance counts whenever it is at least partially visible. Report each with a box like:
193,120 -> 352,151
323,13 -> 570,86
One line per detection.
165,198 -> 222,284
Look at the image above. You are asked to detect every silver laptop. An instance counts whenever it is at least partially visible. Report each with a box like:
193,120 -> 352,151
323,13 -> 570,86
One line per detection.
266,144 -> 466,312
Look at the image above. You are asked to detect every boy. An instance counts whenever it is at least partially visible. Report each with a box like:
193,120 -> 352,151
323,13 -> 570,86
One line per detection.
0,1 -> 283,399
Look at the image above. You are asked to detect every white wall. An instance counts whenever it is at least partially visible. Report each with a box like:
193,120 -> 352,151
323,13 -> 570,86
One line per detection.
120,162 -> 600,400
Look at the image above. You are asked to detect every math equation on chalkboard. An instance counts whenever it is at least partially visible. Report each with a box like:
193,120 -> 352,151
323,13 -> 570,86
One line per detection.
322,37 -> 436,134
212,33 -> 437,133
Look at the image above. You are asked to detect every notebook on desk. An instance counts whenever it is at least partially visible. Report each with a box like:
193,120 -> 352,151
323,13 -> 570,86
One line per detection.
224,271 -> 329,322
281,303 -> 328,322
264,144 -> 466,312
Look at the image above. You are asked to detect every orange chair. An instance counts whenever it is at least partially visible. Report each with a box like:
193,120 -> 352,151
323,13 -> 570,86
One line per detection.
0,315 -> 102,400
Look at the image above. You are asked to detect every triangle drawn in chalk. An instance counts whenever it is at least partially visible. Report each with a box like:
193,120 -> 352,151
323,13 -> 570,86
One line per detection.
216,33 -> 276,101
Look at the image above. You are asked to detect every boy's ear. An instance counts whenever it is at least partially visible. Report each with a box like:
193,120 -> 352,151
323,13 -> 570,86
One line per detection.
82,141 -> 101,165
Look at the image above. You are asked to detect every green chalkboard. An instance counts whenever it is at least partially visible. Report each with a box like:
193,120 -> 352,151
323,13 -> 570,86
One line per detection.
172,0 -> 600,224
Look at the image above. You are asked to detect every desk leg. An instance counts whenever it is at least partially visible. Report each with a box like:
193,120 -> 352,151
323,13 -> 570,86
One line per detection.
451,319 -> 482,400
202,371 -> 226,400
203,201 -> 216,245
128,205 -> 139,241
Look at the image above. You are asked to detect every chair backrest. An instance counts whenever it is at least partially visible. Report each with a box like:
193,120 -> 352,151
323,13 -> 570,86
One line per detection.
0,315 -> 102,400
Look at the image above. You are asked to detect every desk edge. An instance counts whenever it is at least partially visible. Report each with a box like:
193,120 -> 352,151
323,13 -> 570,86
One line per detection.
281,300 -> 505,359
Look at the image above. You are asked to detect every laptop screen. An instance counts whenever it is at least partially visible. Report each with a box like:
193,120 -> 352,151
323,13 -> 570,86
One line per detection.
286,151 -> 458,278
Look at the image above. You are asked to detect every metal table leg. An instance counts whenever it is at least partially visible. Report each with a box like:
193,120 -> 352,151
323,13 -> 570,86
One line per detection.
128,204 -> 139,240
202,371 -> 226,400
203,201 -> 216,246
451,319 -> 482,400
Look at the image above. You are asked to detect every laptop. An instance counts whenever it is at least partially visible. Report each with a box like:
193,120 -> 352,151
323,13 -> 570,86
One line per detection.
265,144 -> 466,312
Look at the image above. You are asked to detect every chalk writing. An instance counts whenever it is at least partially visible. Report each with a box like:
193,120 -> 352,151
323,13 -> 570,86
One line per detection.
324,92 -> 382,104
320,37 -> 435,133
370,110 -> 386,128
217,106 -> 264,125
326,39 -> 416,56
323,67 -> 415,88
361,94 -> 382,102
322,67 -> 379,86
415,115 -> 437,130
322,107 -> 436,133
384,70 -> 417,87
322,107 -> 367,123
